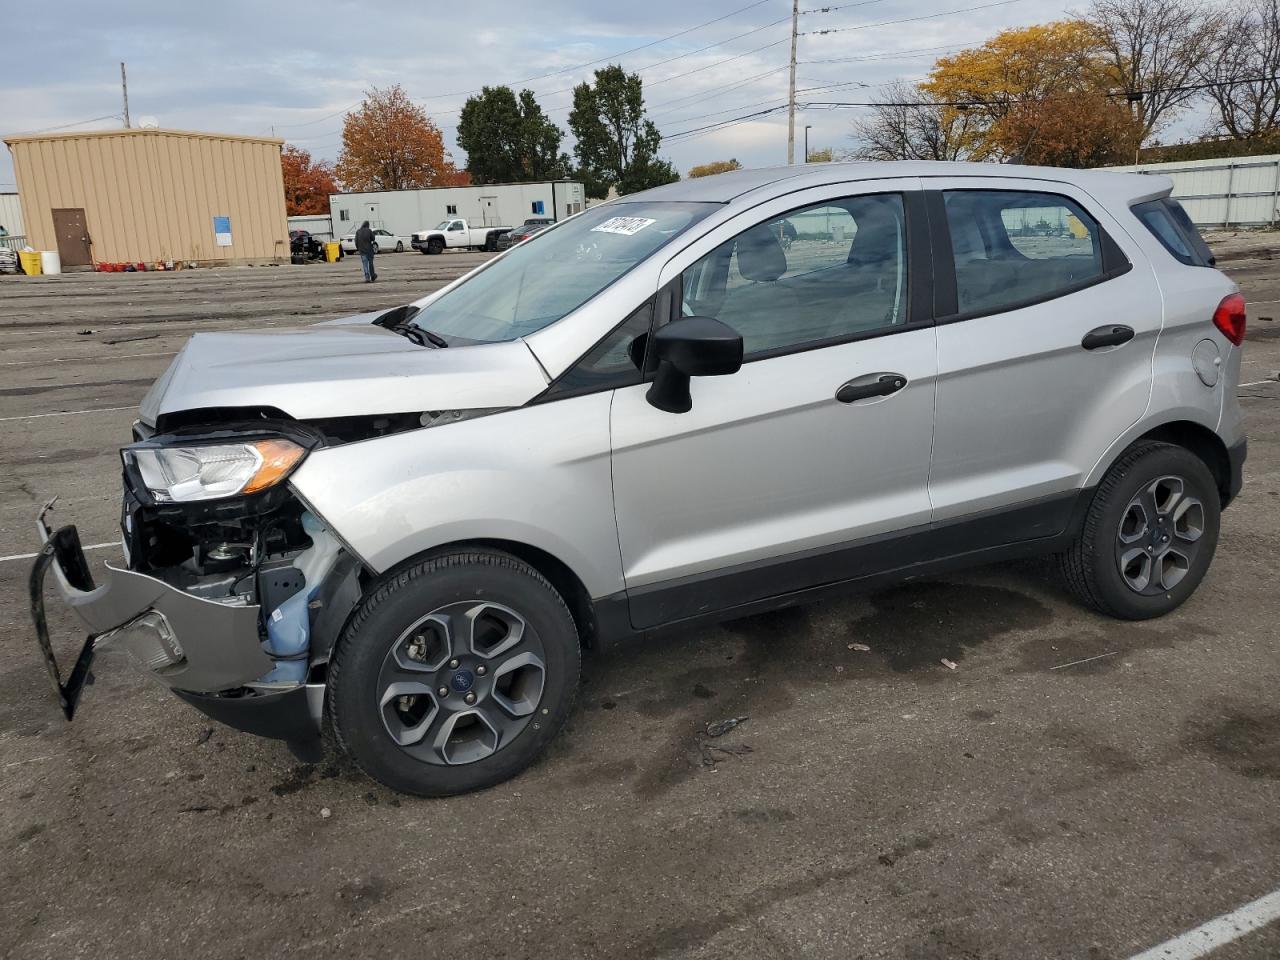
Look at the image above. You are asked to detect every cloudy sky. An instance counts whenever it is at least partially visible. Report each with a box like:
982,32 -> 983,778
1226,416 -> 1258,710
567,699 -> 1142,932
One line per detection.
1,0 -> 1205,195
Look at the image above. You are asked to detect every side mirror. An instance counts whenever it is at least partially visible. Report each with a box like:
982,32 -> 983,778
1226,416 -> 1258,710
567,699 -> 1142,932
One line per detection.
646,316 -> 743,413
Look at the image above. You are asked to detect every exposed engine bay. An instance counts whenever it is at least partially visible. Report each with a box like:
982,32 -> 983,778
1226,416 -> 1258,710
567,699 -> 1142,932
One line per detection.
122,418 -> 367,688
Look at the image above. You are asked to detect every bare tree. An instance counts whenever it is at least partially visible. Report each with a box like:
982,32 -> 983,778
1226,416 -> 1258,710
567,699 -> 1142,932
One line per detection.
1087,0 -> 1221,145
1198,0 -> 1280,140
849,81 -> 978,161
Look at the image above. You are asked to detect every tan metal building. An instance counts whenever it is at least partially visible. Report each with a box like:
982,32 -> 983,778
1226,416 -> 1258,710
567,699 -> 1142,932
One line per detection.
3,128 -> 288,267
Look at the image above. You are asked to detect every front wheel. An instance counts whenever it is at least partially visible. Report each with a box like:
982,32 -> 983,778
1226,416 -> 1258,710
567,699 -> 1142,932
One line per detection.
395,241 -> 404,252
1059,441 -> 1221,620
329,549 -> 581,796
427,237 -> 444,255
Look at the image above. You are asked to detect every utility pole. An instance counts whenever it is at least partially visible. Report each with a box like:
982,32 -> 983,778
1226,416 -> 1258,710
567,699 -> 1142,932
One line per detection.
804,124 -> 811,163
120,62 -> 131,129
786,0 -> 798,164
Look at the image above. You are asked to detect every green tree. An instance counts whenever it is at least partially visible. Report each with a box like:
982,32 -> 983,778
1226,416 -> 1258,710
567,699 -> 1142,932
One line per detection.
457,86 -> 571,183
568,65 -> 679,196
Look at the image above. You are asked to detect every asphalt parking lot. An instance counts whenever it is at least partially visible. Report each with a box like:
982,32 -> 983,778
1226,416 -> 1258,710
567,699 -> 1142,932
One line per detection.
1,242 -> 1278,959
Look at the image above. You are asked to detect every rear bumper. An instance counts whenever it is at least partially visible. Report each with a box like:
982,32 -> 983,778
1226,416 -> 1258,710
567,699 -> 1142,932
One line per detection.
29,505 -> 282,718
1225,437 -> 1247,506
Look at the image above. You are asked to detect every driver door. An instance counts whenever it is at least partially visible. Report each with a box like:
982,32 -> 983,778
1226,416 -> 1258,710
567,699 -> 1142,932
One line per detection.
608,180 -> 938,629
445,220 -> 468,248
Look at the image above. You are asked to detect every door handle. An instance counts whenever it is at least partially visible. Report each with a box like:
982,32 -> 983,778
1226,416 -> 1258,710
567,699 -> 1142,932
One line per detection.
1081,325 -> 1134,350
836,374 -> 907,403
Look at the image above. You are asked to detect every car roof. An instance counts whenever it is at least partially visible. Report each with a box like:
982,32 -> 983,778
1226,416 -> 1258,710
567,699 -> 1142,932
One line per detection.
620,160 -> 1171,209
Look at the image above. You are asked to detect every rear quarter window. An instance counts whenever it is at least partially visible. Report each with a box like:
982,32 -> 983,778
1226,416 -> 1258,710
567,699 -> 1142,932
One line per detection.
1132,198 -> 1214,267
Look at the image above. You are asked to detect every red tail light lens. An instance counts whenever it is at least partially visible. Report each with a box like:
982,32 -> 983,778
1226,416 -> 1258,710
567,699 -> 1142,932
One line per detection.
1213,293 -> 1246,346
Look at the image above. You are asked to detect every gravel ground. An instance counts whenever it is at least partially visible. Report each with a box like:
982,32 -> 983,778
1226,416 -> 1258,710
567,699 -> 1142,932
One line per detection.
0,241 -> 1278,960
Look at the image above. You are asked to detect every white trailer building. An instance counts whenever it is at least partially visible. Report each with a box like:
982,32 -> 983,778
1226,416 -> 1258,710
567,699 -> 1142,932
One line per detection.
329,181 -> 585,238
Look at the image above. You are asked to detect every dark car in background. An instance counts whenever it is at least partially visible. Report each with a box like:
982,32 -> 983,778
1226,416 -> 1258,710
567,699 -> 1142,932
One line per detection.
289,230 -> 326,262
496,218 -> 554,250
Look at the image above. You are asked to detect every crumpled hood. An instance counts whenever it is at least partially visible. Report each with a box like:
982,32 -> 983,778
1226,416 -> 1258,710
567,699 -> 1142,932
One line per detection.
138,319 -> 549,425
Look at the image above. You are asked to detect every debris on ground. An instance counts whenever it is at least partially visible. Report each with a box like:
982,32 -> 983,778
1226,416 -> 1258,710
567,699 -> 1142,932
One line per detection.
194,728 -> 214,746
320,807 -> 332,819
848,642 -> 871,652
941,658 -> 958,670
706,716 -> 748,737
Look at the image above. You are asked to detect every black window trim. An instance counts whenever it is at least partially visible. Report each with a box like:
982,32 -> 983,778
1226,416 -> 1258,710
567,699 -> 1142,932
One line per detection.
927,187 -> 1133,326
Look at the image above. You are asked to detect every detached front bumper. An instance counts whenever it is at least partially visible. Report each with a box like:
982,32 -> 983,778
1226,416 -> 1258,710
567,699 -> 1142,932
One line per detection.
30,506 -> 272,719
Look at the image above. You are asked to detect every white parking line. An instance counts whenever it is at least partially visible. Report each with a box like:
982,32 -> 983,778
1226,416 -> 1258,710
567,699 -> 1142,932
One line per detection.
0,542 -> 117,564
1239,379 -> 1276,387
1127,887 -> 1280,959
0,405 -> 135,423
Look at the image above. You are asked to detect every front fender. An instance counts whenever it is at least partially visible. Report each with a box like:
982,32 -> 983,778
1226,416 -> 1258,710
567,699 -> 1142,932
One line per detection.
288,393 -> 623,600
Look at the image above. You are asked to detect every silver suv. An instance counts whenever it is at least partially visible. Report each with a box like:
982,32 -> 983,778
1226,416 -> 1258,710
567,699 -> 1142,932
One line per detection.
31,162 -> 1247,796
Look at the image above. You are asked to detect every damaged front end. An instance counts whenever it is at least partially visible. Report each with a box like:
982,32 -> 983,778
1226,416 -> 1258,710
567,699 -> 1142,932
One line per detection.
30,419 -> 365,749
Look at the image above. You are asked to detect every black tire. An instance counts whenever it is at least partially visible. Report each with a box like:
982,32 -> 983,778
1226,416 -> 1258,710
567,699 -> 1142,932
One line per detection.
426,237 -> 444,255
1058,441 -> 1220,620
329,549 -> 580,796
484,233 -> 498,252
395,241 -> 404,252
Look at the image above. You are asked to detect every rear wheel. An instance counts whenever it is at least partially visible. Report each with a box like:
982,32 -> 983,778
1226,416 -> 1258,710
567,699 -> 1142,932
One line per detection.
427,237 -> 444,255
1059,442 -> 1220,619
329,549 -> 581,796
395,241 -> 404,252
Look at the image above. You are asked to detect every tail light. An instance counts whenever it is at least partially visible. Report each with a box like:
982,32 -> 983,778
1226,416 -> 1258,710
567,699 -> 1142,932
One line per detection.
1213,293 -> 1246,346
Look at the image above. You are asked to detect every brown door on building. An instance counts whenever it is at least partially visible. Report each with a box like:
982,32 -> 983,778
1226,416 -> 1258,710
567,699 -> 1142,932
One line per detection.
51,208 -> 92,266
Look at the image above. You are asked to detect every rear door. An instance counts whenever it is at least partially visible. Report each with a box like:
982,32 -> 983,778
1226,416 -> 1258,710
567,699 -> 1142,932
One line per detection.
926,177 -> 1160,534
609,180 -> 938,628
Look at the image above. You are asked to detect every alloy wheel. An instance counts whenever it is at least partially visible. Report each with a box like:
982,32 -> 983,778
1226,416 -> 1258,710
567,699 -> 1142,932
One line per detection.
1114,474 -> 1206,595
376,601 -> 546,766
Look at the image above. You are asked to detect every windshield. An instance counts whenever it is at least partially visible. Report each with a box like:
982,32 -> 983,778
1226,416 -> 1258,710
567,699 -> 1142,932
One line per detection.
413,201 -> 716,342
434,220 -> 453,230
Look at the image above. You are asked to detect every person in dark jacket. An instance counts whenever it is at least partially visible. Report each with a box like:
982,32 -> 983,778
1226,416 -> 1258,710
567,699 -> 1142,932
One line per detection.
355,221 -> 377,282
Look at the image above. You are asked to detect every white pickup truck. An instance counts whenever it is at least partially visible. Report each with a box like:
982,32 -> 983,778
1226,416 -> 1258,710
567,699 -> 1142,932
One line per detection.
412,218 -> 512,254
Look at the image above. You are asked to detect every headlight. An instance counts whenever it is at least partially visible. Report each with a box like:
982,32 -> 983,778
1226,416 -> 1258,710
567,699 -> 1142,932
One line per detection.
125,438 -> 305,503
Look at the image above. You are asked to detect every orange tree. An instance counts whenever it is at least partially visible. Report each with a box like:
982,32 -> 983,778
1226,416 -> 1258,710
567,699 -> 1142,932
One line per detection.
280,145 -> 337,216
336,85 -> 462,190
922,21 -> 1141,166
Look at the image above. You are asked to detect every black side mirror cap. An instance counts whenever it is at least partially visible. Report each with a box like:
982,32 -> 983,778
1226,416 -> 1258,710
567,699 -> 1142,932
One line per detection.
646,316 -> 744,413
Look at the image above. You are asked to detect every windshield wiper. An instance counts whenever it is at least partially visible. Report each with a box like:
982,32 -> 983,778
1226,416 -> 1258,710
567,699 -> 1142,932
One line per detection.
388,322 -> 449,349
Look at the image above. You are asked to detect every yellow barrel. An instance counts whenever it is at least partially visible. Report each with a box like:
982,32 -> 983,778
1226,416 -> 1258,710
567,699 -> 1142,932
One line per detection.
324,241 -> 341,263
18,250 -> 42,275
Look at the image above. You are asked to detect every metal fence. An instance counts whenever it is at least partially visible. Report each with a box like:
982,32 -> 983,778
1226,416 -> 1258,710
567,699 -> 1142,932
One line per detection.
1108,155 -> 1280,228
0,234 -> 28,251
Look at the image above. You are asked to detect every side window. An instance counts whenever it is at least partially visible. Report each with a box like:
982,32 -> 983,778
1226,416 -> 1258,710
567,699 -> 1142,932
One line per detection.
1133,198 -> 1214,266
446,204 -> 458,215
448,221 -> 464,232
543,298 -> 654,398
942,190 -> 1106,316
680,193 -> 908,358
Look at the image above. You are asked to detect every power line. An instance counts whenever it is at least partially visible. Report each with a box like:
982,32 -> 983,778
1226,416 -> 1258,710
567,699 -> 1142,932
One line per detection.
802,0 -> 1028,37
7,113 -> 123,137
664,71 -> 1280,145
415,0 -> 780,102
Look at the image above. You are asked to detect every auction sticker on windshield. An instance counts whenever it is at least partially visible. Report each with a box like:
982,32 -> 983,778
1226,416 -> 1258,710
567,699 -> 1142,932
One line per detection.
591,216 -> 656,236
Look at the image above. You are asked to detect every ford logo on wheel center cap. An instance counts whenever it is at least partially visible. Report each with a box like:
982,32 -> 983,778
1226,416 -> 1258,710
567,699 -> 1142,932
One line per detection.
450,670 -> 475,692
